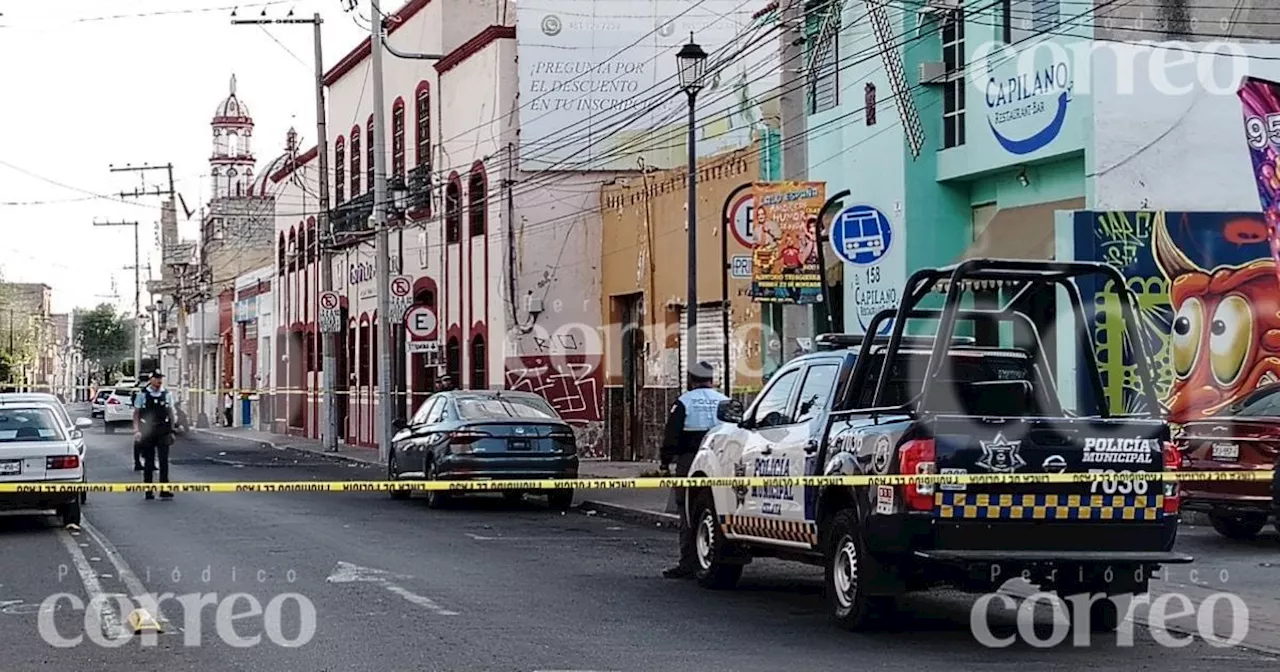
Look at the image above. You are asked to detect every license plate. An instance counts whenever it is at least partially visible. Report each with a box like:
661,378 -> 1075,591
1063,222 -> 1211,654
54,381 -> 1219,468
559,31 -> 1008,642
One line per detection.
508,440 -> 530,451
1211,442 -> 1239,460
0,460 -> 21,475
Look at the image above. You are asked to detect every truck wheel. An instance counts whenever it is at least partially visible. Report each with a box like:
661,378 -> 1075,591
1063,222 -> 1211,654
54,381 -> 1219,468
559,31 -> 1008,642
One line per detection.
692,491 -> 743,590
825,508 -> 892,631
1209,511 -> 1267,540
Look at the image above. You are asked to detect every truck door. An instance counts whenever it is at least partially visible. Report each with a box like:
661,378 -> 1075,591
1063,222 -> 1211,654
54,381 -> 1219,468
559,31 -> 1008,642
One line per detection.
788,362 -> 841,526
737,366 -> 802,530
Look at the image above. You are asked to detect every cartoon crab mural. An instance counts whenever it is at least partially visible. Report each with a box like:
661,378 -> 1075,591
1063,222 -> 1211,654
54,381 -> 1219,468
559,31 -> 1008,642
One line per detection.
1153,215 -> 1280,423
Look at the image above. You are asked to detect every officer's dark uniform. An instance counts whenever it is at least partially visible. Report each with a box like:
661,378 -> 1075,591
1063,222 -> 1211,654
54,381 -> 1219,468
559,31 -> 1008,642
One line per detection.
660,361 -> 729,578
134,372 -> 175,499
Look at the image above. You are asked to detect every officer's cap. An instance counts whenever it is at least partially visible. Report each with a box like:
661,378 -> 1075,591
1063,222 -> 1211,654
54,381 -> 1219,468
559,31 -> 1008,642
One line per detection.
689,361 -> 715,381
149,370 -> 164,379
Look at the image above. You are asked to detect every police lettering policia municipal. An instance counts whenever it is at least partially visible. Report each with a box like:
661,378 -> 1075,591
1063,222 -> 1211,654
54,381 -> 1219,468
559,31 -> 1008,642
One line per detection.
660,361 -> 729,579
133,370 -> 176,500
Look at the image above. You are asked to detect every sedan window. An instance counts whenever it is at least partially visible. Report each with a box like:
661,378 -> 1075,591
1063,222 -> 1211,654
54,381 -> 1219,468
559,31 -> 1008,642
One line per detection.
456,396 -> 559,421
0,408 -> 64,442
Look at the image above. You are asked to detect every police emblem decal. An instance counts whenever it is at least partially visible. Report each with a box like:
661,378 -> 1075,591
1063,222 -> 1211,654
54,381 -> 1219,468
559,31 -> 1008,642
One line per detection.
976,433 -> 1025,473
871,435 -> 892,473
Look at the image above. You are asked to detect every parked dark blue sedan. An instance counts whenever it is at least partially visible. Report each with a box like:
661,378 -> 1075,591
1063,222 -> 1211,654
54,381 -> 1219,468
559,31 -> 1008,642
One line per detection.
387,390 -> 579,510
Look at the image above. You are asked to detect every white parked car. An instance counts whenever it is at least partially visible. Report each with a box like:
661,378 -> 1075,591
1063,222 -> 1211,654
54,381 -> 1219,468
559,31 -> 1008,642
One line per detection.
91,389 -> 112,418
0,393 -> 93,504
0,403 -> 85,526
102,386 -> 138,433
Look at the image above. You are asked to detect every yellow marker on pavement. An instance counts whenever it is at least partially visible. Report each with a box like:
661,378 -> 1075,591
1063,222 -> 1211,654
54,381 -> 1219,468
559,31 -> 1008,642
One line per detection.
127,608 -> 162,634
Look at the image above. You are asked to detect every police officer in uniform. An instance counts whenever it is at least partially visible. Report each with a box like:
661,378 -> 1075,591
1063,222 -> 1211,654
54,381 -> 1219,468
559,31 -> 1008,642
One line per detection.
133,371 -> 176,500
660,361 -> 729,579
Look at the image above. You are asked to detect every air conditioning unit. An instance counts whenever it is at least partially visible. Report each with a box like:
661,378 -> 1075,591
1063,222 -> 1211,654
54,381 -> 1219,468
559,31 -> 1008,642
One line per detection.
919,61 -> 948,85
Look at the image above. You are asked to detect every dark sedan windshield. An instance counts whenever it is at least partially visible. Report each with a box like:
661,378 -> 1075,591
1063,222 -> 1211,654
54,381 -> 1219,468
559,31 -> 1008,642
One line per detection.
455,396 -> 559,421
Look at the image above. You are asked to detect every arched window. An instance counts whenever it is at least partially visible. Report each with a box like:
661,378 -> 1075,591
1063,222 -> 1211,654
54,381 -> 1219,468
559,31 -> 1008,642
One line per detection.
358,318 -> 371,384
277,232 -> 286,274
445,177 -> 461,244
446,336 -> 461,385
334,137 -> 346,204
414,84 -> 430,169
370,316 -> 379,386
287,229 -> 298,272
391,99 -> 405,179
468,164 -> 487,237
305,220 -> 316,264
470,335 -> 487,390
366,116 -> 374,191
349,127 -> 362,195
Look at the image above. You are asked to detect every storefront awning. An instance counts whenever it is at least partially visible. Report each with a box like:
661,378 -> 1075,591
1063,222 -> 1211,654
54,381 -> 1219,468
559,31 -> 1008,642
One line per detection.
956,197 -> 1085,262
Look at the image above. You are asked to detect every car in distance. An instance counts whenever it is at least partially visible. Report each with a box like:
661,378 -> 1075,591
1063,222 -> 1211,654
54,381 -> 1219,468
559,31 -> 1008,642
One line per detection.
91,389 -> 112,418
1178,382 -> 1280,539
387,390 -> 579,510
102,385 -> 139,433
0,403 -> 85,526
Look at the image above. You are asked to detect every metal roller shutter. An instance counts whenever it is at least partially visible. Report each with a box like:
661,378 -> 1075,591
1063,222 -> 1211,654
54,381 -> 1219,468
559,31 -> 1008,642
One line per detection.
678,305 -> 730,389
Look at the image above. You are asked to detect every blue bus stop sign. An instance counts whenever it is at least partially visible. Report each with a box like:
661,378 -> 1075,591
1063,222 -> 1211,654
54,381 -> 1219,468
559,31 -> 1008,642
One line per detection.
830,204 -> 893,266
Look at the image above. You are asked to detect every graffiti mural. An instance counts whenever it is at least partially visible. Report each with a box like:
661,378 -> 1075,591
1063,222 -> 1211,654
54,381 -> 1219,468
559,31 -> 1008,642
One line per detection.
1073,211 -> 1280,422
504,354 -> 605,457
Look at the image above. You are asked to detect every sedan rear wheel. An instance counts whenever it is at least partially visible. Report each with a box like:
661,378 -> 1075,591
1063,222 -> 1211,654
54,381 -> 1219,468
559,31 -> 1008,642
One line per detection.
425,461 -> 450,510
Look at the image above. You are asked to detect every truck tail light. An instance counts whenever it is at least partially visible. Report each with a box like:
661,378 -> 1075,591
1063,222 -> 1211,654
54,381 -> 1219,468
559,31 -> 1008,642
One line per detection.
47,455 -> 80,470
898,439 -> 936,511
107,397 -> 120,406
1162,441 -> 1181,514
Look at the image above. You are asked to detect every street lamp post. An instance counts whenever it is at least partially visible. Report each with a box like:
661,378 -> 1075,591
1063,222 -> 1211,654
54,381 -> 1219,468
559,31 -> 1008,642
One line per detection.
677,36 -> 707,391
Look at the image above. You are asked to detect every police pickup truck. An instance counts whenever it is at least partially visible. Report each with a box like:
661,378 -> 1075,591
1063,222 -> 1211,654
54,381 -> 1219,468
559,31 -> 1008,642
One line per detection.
687,260 -> 1192,632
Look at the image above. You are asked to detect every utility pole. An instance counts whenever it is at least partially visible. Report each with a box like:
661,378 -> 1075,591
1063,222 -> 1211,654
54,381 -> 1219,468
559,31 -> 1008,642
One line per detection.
233,10 -> 336,449
778,0 -> 811,364
94,220 -> 142,378
111,163 -> 184,393
369,0 -> 394,463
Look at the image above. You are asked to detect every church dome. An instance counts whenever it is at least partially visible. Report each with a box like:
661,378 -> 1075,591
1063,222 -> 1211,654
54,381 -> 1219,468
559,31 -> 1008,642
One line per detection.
214,74 -> 251,121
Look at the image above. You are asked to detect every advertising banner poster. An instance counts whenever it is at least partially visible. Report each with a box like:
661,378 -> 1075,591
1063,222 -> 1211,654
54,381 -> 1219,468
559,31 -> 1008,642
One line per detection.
1238,76 -> 1280,282
748,181 -> 825,304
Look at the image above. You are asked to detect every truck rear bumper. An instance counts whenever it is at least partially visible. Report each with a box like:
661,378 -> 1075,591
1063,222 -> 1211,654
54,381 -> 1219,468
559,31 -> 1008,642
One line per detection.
867,513 -> 1182,560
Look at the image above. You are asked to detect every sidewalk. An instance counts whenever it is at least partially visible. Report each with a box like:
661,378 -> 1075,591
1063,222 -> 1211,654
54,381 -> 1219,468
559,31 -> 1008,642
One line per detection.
194,426 -> 676,524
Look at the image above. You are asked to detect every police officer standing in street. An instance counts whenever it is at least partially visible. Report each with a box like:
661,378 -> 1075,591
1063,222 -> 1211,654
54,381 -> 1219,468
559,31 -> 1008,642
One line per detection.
660,361 -> 729,579
133,370 -> 176,500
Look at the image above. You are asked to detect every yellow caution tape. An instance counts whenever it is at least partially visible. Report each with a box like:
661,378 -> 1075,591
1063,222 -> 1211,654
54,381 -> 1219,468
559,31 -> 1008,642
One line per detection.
0,470 -> 1272,493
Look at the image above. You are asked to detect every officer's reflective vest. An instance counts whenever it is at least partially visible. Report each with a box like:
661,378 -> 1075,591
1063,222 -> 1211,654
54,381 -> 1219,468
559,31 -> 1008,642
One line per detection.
678,387 -> 729,432
139,389 -> 173,438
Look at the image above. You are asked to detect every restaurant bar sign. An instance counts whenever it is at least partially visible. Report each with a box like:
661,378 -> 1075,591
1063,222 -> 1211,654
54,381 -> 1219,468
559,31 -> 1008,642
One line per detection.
748,181 -> 825,304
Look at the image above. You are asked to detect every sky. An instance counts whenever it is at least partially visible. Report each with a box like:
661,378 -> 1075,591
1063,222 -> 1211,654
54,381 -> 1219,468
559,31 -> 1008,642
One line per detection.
0,0 -> 372,315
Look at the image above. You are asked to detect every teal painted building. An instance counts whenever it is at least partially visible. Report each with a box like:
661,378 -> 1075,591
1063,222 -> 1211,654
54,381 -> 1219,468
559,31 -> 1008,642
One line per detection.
804,0 -> 1092,334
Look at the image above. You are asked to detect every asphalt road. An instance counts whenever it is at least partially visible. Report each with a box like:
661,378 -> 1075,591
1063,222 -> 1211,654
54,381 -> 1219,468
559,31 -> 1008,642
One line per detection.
0,416 -> 1277,670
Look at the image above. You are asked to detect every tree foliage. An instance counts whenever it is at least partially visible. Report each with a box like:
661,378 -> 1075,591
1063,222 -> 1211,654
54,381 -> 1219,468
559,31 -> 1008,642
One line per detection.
73,304 -> 131,378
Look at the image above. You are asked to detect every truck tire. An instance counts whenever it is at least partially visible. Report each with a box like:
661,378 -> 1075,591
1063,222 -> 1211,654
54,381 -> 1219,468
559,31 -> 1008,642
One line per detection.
1209,511 -> 1267,540
825,508 -> 893,631
691,491 -> 743,590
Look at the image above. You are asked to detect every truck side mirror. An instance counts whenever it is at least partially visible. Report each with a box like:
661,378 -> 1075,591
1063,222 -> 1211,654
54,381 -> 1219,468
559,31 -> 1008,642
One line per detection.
716,399 -> 744,425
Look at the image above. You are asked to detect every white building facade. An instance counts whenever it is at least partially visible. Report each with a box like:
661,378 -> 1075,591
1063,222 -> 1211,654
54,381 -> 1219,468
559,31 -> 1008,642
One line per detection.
270,0 -> 618,454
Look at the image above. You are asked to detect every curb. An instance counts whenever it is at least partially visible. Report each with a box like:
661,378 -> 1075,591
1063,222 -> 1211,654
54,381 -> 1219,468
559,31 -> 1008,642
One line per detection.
581,499 -> 680,528
192,429 -> 381,468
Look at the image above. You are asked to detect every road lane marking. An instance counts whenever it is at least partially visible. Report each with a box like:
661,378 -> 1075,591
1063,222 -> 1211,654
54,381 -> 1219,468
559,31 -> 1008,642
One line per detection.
81,521 -> 170,625
326,561 -> 459,616
57,527 -> 126,641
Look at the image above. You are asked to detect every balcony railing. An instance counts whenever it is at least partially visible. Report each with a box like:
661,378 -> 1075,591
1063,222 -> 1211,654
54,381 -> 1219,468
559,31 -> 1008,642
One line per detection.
328,191 -> 374,236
